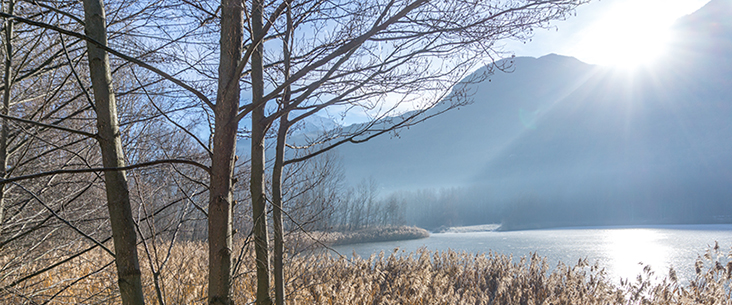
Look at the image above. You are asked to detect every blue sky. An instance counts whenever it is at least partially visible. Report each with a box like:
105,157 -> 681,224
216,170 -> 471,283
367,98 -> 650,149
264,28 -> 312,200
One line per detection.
333,0 -> 713,125
238,0 -> 714,128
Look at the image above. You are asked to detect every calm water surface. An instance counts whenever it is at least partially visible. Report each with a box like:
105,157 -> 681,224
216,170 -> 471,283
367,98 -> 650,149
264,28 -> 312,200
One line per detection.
332,224 -> 732,283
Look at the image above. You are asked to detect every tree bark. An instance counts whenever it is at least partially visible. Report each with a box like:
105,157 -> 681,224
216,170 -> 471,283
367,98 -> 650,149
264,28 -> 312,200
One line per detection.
0,0 -> 14,236
208,0 -> 242,304
272,116 -> 287,305
251,99 -> 272,305
273,8 -> 292,304
251,0 -> 273,302
82,0 -> 144,304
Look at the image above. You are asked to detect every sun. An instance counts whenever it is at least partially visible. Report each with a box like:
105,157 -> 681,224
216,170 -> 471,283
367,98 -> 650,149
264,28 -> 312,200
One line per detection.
570,0 -> 707,69
575,16 -> 670,68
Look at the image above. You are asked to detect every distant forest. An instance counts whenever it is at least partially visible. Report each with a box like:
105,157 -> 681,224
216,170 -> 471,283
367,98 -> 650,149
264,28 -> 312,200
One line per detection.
305,152 -> 732,232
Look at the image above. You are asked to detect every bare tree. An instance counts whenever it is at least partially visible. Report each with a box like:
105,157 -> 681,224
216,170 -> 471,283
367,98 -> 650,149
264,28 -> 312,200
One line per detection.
0,3 -> 119,302
0,0 -> 14,231
0,1 -> 589,304
242,0 -> 589,303
81,0 -> 145,303
0,1 -> 212,304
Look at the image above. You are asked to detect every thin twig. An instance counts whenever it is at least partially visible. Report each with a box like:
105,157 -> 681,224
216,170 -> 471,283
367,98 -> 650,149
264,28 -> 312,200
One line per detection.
0,12 -> 214,108
1,158 -> 211,185
0,113 -> 97,139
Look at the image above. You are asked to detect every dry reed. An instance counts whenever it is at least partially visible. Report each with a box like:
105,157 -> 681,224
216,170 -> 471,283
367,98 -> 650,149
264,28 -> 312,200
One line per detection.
2,242 -> 731,304
290,226 -> 430,249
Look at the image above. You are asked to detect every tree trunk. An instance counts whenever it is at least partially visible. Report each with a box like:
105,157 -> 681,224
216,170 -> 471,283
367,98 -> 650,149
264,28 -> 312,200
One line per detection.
251,107 -> 272,305
251,0 -> 273,302
82,0 -> 144,304
0,0 -> 14,236
208,0 -> 242,304
273,9 -> 292,303
272,117 -> 288,305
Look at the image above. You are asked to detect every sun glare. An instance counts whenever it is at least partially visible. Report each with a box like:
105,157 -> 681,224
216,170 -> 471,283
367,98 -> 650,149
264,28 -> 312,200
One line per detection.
603,229 -> 671,282
570,0 -> 708,69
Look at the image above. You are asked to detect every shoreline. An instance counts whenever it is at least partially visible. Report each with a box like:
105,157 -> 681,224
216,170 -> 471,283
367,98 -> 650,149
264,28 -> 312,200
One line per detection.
432,223 -> 501,233
291,226 -> 430,247
330,225 -> 430,246
429,222 -> 732,233
496,222 -> 732,232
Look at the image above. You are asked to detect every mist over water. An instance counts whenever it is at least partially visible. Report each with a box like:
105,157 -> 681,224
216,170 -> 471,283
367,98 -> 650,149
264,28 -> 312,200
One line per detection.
319,2 -> 732,286
331,0 -> 732,231
334,225 -> 732,284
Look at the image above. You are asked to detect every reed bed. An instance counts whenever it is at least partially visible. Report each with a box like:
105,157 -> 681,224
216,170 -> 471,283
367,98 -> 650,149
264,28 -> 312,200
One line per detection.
295,226 -> 430,246
2,242 -> 731,304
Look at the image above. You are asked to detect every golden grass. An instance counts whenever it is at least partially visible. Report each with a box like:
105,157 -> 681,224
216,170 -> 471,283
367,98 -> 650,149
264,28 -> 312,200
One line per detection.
291,226 -> 430,248
2,242 -> 731,304
329,226 -> 431,245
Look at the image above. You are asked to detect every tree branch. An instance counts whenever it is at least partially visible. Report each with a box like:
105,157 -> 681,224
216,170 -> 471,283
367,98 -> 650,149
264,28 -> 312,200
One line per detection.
0,113 -> 98,139
0,159 -> 211,185
131,69 -> 213,157
13,182 -> 115,257
0,11 -> 214,109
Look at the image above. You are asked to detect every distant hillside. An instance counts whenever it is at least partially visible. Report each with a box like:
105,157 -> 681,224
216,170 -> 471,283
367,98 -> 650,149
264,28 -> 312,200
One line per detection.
336,54 -> 596,189
335,0 -> 732,228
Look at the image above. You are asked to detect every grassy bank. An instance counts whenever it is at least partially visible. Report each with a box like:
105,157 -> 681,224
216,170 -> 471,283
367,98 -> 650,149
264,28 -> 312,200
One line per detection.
287,226 -> 430,251
2,243 -> 731,304
434,224 -> 501,233
327,225 -> 431,245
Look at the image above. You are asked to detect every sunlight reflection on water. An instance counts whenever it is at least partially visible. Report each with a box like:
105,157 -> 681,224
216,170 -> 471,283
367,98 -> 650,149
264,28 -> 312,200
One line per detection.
601,228 -> 671,282
332,225 -> 732,284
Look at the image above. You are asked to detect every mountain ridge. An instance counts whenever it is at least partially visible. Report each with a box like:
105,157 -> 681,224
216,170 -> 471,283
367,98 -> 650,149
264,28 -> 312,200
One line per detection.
333,0 -> 732,227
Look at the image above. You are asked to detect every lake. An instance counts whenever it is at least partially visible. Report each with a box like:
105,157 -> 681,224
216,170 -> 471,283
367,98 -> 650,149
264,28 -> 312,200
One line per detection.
332,224 -> 732,284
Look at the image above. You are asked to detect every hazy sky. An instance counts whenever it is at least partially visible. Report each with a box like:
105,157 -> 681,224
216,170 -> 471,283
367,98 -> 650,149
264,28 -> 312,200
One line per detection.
327,0 -> 713,125
505,0 -> 710,67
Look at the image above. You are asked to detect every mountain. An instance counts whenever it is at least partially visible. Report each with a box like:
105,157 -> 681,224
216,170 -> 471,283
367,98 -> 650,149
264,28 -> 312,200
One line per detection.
336,55 -> 595,189
334,0 -> 732,227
